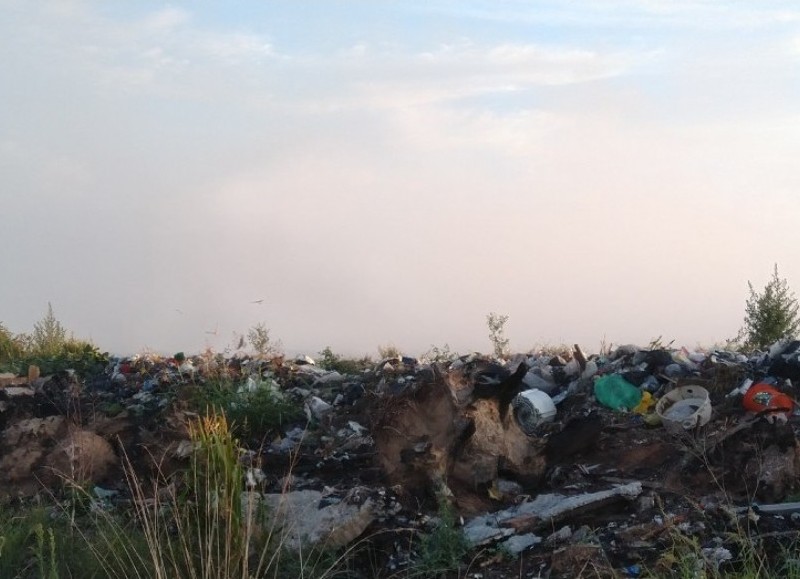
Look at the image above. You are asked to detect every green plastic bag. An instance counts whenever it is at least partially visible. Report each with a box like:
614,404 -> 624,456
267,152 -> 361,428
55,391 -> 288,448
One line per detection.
594,374 -> 642,411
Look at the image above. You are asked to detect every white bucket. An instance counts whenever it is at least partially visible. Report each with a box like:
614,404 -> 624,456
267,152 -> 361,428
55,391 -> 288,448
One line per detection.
512,389 -> 557,435
655,385 -> 712,434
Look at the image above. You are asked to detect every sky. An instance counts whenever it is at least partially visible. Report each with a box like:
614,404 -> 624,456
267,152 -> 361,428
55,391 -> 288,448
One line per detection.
2,1 -> 800,358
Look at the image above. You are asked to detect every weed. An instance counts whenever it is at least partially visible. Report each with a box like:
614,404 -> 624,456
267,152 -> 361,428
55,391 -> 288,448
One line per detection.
34,523 -> 58,579
647,335 -> 675,351
32,303 -> 67,358
317,346 -> 370,375
191,377 -> 303,445
76,410 -> 360,579
377,344 -> 401,359
248,323 -> 281,358
486,312 -> 510,359
0,505 -> 108,579
414,501 -> 469,577
0,322 -> 25,363
422,344 -> 457,365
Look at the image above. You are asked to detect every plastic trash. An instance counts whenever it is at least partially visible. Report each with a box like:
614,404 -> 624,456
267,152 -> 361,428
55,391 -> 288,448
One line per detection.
521,370 -> 557,393
512,389 -> 557,434
655,385 -> 711,433
742,383 -> 796,419
632,391 -> 655,415
728,378 -> 753,398
593,374 -> 642,411
581,360 -> 598,380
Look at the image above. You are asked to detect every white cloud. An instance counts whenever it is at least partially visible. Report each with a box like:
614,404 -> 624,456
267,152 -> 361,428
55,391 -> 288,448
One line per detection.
197,32 -> 273,62
426,1 -> 800,30
143,7 -> 190,33
282,41 -> 640,115
414,41 -> 632,88
385,106 -> 567,156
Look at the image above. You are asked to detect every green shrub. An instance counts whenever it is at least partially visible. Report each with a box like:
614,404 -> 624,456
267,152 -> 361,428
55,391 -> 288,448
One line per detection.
0,322 -> 25,365
26,339 -> 108,377
741,264 -> 800,349
192,377 -> 303,445
317,347 -> 370,375
0,305 -> 108,377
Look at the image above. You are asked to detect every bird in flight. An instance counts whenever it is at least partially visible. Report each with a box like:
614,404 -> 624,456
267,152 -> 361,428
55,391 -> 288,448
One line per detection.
250,299 -> 264,304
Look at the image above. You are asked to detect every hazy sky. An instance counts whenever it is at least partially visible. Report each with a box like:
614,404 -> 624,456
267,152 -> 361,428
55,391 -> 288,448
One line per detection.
3,1 -> 800,357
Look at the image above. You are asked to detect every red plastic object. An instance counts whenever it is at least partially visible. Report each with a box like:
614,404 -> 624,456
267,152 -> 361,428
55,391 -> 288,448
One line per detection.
742,384 -> 795,413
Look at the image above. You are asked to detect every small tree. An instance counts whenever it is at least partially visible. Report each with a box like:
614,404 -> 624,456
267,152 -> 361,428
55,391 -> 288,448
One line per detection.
741,264 -> 800,349
32,303 -> 67,357
486,312 -> 510,358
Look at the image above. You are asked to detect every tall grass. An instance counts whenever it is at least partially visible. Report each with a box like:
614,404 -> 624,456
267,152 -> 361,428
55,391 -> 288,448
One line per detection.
90,411 -> 264,579
74,411 -> 359,579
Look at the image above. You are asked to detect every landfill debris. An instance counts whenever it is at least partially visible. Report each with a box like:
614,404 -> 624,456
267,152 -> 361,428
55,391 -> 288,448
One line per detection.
246,487 -> 399,550
655,385 -> 712,433
743,382 -> 796,422
594,374 -> 642,411
462,483 -> 642,546
3,338 -> 800,576
511,388 -> 557,434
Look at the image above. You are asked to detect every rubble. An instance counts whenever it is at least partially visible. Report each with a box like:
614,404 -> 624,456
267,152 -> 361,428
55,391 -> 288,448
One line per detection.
462,483 -> 642,546
3,339 -> 800,576
247,487 -> 398,551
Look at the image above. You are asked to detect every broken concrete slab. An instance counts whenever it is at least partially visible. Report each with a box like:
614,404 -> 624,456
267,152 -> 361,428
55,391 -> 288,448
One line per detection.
247,488 -> 377,550
463,483 -> 642,547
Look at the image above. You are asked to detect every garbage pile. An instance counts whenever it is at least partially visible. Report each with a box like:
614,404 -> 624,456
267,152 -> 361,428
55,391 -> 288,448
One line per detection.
3,340 -> 800,577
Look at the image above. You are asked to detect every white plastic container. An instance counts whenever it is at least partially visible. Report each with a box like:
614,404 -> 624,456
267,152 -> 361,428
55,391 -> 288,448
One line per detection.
512,389 -> 557,435
655,385 -> 712,434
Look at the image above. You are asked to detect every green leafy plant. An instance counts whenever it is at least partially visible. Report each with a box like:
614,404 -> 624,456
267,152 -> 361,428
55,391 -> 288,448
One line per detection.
191,377 -> 303,445
0,322 -> 25,364
0,505 -> 106,579
0,306 -> 108,376
741,264 -> 800,349
415,501 -> 469,577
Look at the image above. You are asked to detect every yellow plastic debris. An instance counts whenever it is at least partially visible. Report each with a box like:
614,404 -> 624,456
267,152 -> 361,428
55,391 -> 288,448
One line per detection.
633,391 -> 655,415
